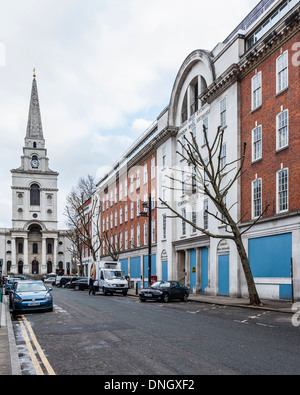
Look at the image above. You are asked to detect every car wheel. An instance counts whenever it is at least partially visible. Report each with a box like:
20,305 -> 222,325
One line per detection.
139,298 -> 146,302
122,291 -> 127,296
103,287 -> 108,295
182,293 -> 188,302
74,285 -> 79,291
162,293 -> 169,303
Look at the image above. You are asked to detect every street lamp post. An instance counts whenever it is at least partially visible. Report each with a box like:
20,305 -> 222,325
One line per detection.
141,194 -> 152,286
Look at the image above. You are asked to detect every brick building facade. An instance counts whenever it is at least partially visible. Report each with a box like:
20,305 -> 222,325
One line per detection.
240,1 -> 300,300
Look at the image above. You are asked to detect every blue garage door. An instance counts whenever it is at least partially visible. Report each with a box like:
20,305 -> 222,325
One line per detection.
190,249 -> 197,291
162,261 -> 168,281
120,258 -> 128,276
201,248 -> 209,291
218,254 -> 229,296
249,233 -> 292,299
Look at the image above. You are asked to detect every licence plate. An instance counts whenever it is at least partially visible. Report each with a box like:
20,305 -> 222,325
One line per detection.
144,293 -> 152,297
28,302 -> 40,306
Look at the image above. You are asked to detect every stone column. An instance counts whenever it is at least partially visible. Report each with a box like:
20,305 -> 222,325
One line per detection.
11,236 -> 17,273
42,236 -> 47,274
24,236 -> 29,274
53,237 -> 58,273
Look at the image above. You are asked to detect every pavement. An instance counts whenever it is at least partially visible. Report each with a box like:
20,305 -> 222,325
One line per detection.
0,286 -> 296,376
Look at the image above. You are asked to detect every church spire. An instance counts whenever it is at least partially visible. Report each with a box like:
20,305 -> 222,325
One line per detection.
25,72 -> 44,144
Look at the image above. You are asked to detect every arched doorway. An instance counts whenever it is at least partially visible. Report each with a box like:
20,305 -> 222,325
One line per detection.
47,261 -> 53,274
32,260 -> 39,274
18,261 -> 23,275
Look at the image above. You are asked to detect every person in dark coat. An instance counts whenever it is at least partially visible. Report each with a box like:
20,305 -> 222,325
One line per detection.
89,276 -> 95,295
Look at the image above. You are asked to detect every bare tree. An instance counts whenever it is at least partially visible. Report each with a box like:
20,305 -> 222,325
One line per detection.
64,175 -> 102,267
103,231 -> 123,261
160,126 -> 269,306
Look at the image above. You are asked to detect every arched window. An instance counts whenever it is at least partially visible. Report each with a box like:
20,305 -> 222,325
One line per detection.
30,184 -> 40,206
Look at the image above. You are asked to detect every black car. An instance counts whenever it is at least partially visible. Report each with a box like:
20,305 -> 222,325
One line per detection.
70,278 -> 89,291
139,280 -> 189,303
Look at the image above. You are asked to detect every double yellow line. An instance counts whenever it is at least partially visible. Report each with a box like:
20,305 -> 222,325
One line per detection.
18,315 -> 55,375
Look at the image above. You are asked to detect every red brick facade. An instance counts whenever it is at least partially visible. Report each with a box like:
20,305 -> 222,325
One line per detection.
101,152 -> 157,256
241,31 -> 300,222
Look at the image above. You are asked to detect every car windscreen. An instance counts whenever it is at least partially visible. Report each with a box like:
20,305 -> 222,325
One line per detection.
152,281 -> 171,288
16,283 -> 47,292
104,270 -> 125,280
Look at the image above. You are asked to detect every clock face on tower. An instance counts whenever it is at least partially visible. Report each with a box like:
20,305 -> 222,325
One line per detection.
31,156 -> 39,169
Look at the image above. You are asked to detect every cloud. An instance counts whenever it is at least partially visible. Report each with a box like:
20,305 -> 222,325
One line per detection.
0,0 -> 261,228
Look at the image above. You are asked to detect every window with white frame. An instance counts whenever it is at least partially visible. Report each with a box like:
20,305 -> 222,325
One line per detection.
220,144 -> 227,171
103,218 -> 105,232
203,200 -> 208,230
276,109 -> 288,150
276,51 -> 288,93
110,213 -> 113,229
115,210 -> 118,227
110,191 -> 113,207
277,168 -> 288,212
125,230 -> 128,250
152,220 -> 155,243
252,178 -> 262,218
181,171 -> 185,195
106,216 -> 109,231
162,214 -> 167,239
130,228 -> 134,247
115,187 -> 118,204
120,207 -> 123,224
137,225 -> 140,247
115,234 -> 118,251
252,72 -> 262,110
137,198 -> 140,217
181,208 -> 186,236
144,222 -> 147,245
130,201 -> 134,219
125,204 -> 128,222
162,146 -> 166,167
252,125 -> 262,161
151,190 -> 155,210
119,232 -> 123,251
192,204 -> 197,233
220,98 -> 227,127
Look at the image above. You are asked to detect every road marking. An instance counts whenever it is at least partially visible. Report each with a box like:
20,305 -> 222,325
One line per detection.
18,317 -> 44,375
19,316 -> 56,375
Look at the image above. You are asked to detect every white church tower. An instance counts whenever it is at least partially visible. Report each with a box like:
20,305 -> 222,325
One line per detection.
7,71 -> 71,276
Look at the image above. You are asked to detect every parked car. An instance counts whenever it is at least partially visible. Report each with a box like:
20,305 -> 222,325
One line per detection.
58,276 -> 76,288
139,280 -> 189,303
9,280 -> 53,314
44,276 -> 56,285
70,278 -> 89,291
5,277 -> 24,295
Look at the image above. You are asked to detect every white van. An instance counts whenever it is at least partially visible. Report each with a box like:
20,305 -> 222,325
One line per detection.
88,261 -> 128,296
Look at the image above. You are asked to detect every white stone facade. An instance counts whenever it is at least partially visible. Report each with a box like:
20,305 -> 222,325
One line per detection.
0,77 -> 71,277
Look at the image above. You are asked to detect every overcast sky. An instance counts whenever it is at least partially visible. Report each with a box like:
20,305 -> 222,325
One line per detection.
0,0 -> 261,229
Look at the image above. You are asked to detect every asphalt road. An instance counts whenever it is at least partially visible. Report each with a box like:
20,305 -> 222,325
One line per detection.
11,287 -> 300,376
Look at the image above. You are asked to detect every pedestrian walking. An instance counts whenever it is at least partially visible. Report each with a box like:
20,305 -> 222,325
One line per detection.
89,276 -> 95,295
